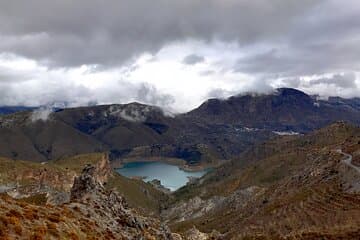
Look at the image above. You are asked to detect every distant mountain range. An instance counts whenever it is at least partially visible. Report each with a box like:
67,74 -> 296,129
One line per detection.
184,88 -> 360,131
0,106 -> 36,115
0,88 -> 359,164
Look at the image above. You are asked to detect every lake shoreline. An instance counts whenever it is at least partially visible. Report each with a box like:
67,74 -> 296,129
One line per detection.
111,157 -> 221,172
114,160 -> 213,191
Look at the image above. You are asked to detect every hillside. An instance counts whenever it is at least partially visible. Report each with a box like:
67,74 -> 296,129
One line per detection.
0,107 -> 360,238
0,103 -> 272,165
184,88 -> 360,132
0,89 -> 359,166
0,164 -> 174,239
165,122 -> 360,239
0,153 -> 168,215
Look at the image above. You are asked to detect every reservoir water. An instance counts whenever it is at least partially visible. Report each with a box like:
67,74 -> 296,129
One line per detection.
116,161 -> 208,191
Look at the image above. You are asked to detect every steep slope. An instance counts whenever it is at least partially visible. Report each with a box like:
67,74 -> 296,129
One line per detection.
168,122 -> 360,239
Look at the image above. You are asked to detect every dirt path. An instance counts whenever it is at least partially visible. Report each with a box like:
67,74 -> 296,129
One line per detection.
336,149 -> 360,174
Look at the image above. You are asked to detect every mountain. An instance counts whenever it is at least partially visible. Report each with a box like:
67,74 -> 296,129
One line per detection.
0,92 -> 360,239
0,88 -> 359,166
314,96 -> 360,112
166,122 -> 360,239
0,102 -> 273,164
0,106 -> 36,115
184,88 -> 360,132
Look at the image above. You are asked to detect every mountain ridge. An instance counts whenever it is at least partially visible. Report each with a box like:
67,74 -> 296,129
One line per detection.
0,88 -> 359,165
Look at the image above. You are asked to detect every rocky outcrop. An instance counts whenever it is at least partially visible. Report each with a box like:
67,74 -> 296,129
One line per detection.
93,153 -> 112,183
182,227 -> 223,240
0,163 -> 175,239
69,163 -> 174,239
70,165 -> 100,201
149,179 -> 171,194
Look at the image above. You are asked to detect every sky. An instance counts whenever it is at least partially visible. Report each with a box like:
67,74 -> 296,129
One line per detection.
0,0 -> 359,112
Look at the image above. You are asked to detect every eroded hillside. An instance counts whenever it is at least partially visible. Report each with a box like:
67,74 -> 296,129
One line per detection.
166,122 -> 360,239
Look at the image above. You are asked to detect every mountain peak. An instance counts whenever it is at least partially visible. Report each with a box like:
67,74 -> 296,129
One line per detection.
275,87 -> 309,97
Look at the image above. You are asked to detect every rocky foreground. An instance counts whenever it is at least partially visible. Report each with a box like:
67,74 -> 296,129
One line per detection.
0,164 -> 175,239
0,158 -> 222,239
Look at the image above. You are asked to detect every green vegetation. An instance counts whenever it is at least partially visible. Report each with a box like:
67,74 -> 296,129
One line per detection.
106,173 -> 168,215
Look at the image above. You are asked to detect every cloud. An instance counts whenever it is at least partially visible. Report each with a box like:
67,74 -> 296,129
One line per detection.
308,73 -> 357,89
0,1 -> 359,111
182,54 -> 205,65
199,70 -> 215,76
108,105 -> 150,122
206,88 -> 238,99
136,83 -> 175,108
0,54 -> 177,111
30,107 -> 53,122
274,72 -> 360,99
0,0 -> 319,67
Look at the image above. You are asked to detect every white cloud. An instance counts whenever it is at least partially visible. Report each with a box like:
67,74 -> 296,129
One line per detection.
0,39 -> 359,113
30,107 -> 53,122
0,1 -> 359,111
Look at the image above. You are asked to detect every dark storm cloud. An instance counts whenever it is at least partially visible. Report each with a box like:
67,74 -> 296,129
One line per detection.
0,0 -> 319,67
182,54 -> 205,65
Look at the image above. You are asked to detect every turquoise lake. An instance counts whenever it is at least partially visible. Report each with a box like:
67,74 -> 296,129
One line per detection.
116,162 -> 208,191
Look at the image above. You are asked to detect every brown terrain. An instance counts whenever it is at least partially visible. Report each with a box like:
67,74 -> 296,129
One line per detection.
0,121 -> 359,239
166,122 -> 360,239
0,164 -> 173,239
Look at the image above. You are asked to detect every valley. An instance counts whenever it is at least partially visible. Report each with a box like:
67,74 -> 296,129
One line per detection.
0,89 -> 359,239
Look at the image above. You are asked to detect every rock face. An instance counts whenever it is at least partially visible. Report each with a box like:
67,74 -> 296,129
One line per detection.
70,165 -> 100,201
94,153 -> 112,183
69,163 -> 174,239
149,179 -> 171,193
70,154 -> 112,201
